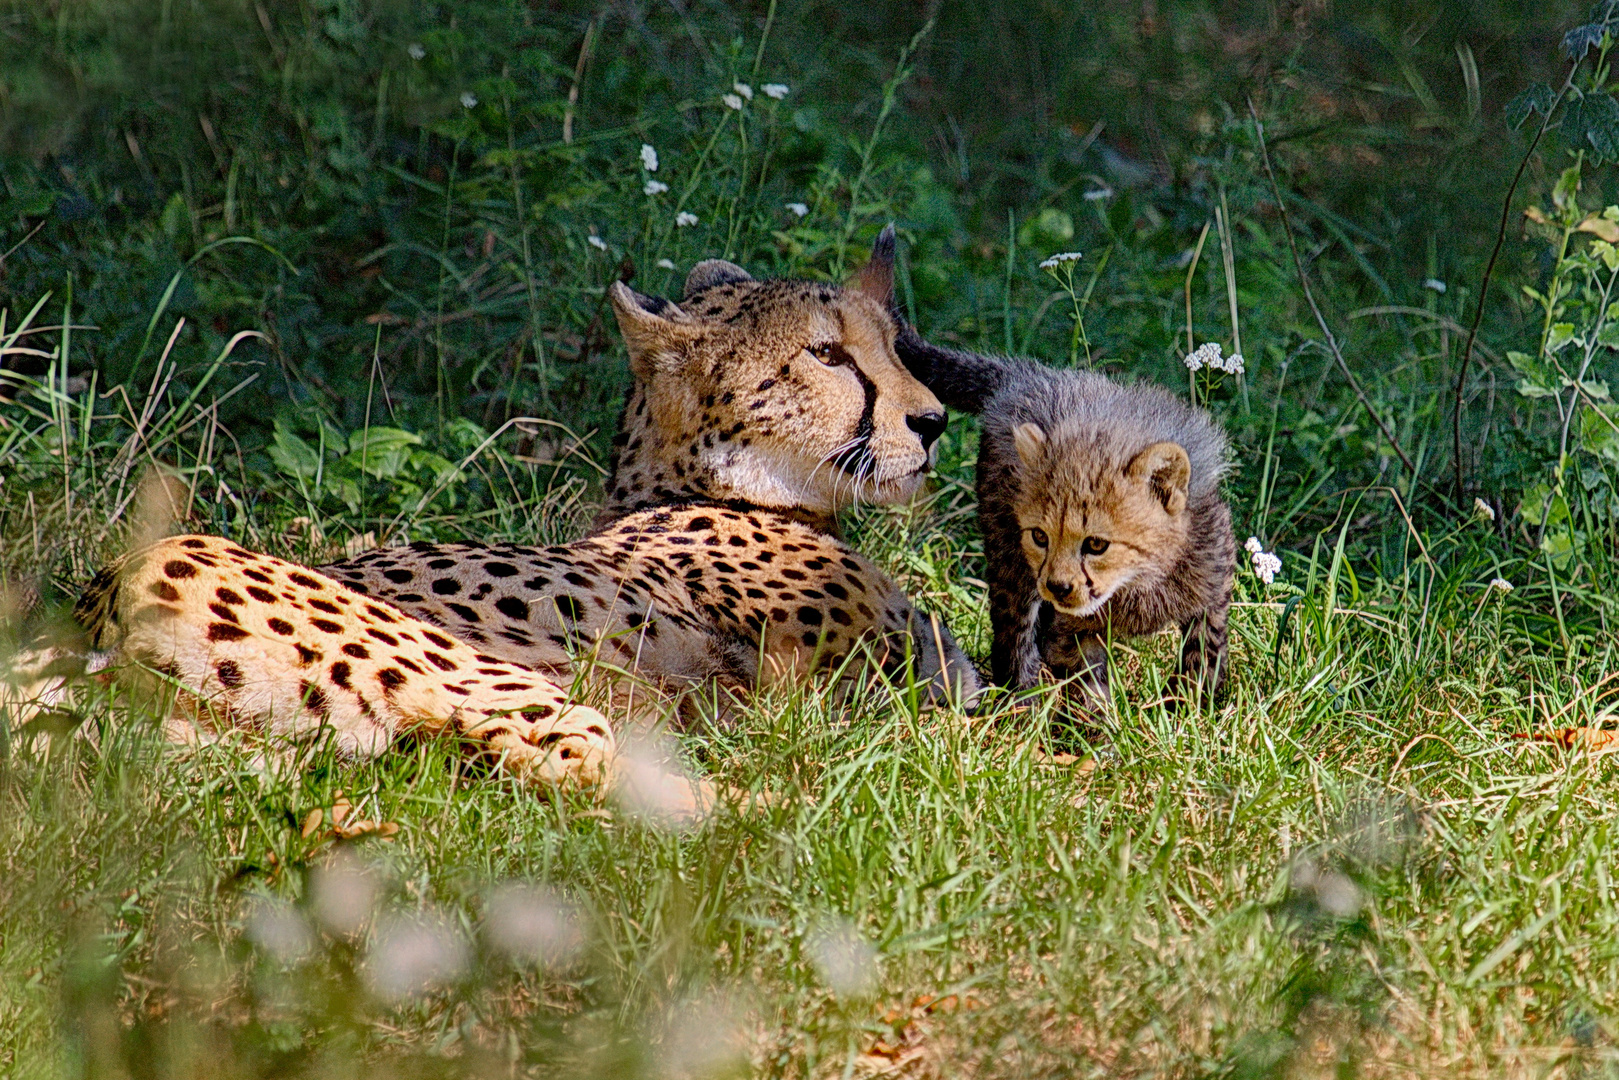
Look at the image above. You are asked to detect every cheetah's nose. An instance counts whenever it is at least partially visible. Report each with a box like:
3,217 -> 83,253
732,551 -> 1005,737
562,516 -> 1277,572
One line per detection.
906,410 -> 947,451
1046,580 -> 1075,603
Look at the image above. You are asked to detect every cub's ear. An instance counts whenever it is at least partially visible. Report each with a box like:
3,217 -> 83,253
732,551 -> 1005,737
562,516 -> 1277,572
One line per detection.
609,282 -> 699,379
684,259 -> 754,299
1126,441 -> 1191,516
1012,422 -> 1047,469
850,223 -> 896,308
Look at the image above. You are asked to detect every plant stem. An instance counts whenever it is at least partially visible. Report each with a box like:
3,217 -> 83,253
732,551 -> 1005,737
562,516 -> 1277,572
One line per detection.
1453,66 -> 1576,502
1249,98 -> 1417,476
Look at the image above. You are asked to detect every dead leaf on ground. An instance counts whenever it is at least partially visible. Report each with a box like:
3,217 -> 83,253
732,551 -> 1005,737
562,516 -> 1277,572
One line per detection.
1518,727 -> 1619,752
301,792 -> 400,843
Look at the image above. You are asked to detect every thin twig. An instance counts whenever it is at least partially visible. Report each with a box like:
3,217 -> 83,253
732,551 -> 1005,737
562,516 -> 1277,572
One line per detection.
1452,69 -> 1576,501
1248,98 -> 1416,475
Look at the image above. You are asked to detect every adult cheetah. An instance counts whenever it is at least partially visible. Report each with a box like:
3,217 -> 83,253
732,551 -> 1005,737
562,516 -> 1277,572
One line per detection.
319,231 -> 981,707
33,235 -> 979,795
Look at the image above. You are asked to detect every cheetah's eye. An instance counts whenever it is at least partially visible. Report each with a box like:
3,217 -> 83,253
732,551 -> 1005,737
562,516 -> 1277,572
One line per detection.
1029,527 -> 1049,549
1081,536 -> 1110,556
807,342 -> 843,365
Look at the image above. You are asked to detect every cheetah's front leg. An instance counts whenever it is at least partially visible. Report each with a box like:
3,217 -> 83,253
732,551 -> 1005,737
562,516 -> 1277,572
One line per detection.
1175,585 -> 1231,706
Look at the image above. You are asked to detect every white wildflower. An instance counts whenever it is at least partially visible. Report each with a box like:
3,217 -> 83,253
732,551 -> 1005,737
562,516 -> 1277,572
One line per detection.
763,83 -> 790,100
807,919 -> 878,998
407,43 -> 425,60
1223,352 -> 1245,375
1185,341 -> 1222,372
1082,186 -> 1113,201
1423,278 -> 1447,293
483,884 -> 584,968
643,179 -> 669,196
364,911 -> 469,1002
1473,497 -> 1496,522
1039,251 -> 1084,271
656,258 -> 676,270
246,899 -> 314,963
309,851 -> 380,936
459,91 -> 478,109
640,143 -> 659,172
732,82 -> 754,100
786,202 -> 809,217
1246,537 -> 1281,585
587,235 -> 608,251
675,211 -> 699,227
1489,577 -> 1513,593
722,93 -> 744,111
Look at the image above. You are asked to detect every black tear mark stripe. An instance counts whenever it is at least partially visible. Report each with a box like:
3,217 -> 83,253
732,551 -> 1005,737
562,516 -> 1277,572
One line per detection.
831,355 -> 879,477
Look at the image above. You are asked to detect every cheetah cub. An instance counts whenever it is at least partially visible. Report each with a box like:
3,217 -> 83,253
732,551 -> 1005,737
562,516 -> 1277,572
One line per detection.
897,335 -> 1235,706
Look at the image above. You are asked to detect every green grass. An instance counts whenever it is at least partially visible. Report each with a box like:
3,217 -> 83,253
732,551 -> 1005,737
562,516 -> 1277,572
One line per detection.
9,1 -> 1619,1075
2,329 -> 1615,1079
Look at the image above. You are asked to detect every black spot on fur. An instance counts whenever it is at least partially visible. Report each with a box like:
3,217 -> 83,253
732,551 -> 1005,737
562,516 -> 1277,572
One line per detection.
163,560 -> 197,579
310,618 -> 343,634
422,630 -> 455,649
246,586 -> 277,604
377,668 -> 406,692
149,581 -> 181,601
288,572 -> 324,590
330,661 -> 352,688
495,596 -> 529,620
432,578 -> 461,595
383,569 -> 414,584
216,587 -> 246,605
215,660 -> 243,688
342,643 -> 369,659
207,622 -> 249,642
267,617 -> 294,635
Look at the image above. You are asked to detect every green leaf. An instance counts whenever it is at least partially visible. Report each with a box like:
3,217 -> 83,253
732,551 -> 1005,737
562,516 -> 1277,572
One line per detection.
1506,82 -> 1556,130
268,422 -> 320,480
1553,164 -> 1583,212
1547,322 -> 1579,352
1565,92 -> 1619,164
1516,378 -> 1559,399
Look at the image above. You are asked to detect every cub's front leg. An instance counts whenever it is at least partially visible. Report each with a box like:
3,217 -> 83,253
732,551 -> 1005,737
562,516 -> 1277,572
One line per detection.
1040,619 -> 1110,711
1176,583 -> 1231,705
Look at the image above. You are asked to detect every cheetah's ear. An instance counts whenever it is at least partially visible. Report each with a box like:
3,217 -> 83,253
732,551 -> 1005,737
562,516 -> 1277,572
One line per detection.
849,223 -> 896,309
1012,422 -> 1047,469
683,259 -> 754,299
609,282 -> 700,378
1126,441 -> 1191,517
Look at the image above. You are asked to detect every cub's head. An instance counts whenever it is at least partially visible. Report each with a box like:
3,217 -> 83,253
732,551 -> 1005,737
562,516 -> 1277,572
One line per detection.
601,229 -> 946,525
1011,423 -> 1192,617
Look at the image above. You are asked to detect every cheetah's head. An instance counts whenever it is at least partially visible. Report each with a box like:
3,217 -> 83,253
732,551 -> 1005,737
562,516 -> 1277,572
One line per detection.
603,228 -> 946,523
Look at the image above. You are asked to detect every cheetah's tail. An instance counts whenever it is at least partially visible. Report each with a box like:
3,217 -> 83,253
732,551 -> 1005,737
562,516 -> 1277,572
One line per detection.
891,323 -> 1016,415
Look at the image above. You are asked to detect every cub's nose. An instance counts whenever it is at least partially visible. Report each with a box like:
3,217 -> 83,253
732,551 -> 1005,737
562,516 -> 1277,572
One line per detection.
906,410 -> 947,450
1046,579 -> 1075,603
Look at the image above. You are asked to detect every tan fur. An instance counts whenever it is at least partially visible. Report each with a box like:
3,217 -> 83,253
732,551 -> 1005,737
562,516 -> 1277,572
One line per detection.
597,256 -> 947,532
40,242 -> 981,798
74,535 -> 613,785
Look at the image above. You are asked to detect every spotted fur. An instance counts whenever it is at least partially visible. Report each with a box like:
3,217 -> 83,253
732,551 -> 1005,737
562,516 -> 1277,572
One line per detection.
74,535 -> 613,785
319,235 -> 980,708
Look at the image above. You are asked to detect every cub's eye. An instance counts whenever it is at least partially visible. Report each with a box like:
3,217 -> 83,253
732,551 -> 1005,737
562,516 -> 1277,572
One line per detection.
1029,527 -> 1049,549
807,342 -> 843,365
1081,537 -> 1110,556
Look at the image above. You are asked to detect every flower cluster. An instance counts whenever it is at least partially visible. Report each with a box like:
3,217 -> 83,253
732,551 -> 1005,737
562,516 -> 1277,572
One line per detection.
763,83 -> 790,100
1185,342 -> 1244,375
1039,251 -> 1083,271
1472,497 -> 1495,522
723,93 -> 744,110
587,234 -> 607,251
1245,537 -> 1281,585
640,144 -> 659,172
459,91 -> 478,109
732,82 -> 754,101
786,202 -> 809,218
644,180 -> 668,196
1489,577 -> 1513,593
676,211 -> 699,227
